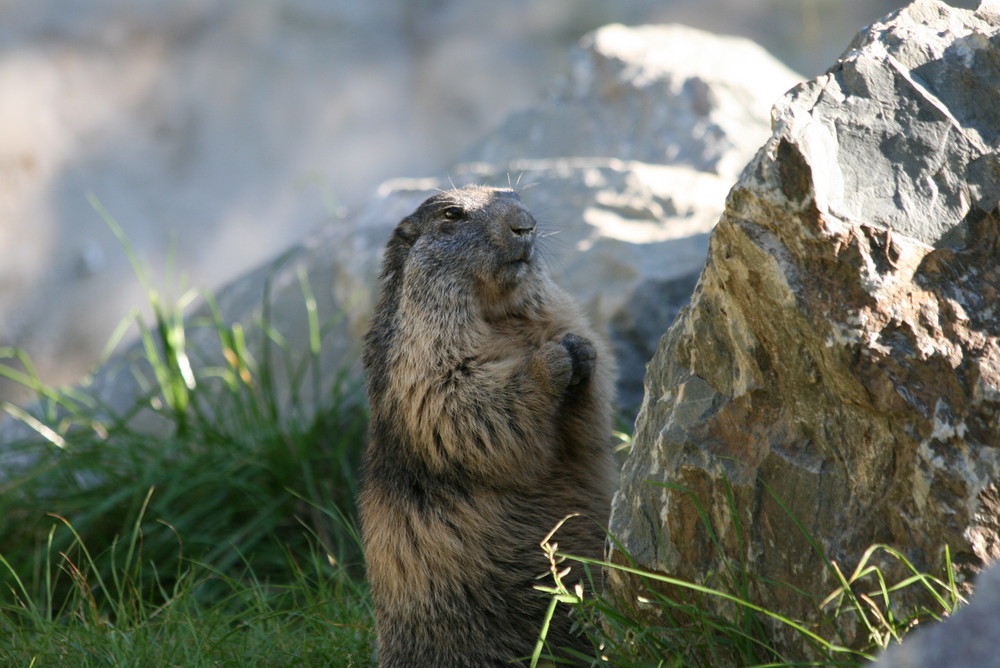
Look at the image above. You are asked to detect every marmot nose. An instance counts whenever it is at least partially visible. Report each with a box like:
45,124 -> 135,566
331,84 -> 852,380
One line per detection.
509,211 -> 536,237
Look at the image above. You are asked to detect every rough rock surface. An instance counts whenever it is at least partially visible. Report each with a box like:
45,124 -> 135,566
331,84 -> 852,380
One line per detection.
608,0 -> 1000,660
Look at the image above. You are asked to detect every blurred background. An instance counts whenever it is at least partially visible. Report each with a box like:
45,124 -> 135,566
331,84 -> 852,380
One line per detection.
0,0 -> 978,403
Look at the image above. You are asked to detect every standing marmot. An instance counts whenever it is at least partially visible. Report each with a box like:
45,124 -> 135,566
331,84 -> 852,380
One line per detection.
359,186 -> 616,666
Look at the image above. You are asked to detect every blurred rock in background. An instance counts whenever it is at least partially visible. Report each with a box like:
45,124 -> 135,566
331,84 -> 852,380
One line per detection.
0,0 -> 977,403
0,20 -> 801,459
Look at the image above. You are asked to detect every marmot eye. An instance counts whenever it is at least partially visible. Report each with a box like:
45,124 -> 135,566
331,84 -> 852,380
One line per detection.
442,206 -> 465,220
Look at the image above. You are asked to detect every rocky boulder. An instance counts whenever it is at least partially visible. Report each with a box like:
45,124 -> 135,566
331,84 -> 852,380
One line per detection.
607,0 -> 1000,660
465,23 -> 799,183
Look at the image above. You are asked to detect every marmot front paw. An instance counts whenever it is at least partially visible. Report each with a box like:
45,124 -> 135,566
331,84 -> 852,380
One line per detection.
559,333 -> 596,386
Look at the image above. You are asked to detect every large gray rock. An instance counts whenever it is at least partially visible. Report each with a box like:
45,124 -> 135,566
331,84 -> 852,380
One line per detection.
466,23 -> 801,183
608,0 -> 1000,661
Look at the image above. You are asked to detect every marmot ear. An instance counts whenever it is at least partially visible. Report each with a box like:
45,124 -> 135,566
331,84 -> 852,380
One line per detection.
394,218 -> 419,245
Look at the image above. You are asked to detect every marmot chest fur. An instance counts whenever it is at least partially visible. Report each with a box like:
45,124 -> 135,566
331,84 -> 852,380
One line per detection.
359,186 -> 616,667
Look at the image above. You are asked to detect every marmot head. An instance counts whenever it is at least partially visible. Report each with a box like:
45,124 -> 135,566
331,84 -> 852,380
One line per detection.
383,186 -> 543,309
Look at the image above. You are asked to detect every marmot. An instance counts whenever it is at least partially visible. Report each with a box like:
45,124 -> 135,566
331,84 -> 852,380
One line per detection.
359,186 -> 616,666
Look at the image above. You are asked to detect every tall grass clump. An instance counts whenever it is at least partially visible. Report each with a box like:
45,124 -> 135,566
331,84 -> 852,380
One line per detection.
0,205 -> 373,664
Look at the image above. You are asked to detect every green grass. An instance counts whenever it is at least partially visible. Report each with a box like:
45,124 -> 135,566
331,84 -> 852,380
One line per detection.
0,207 -> 373,665
1,494 -> 372,667
0,212 -> 967,666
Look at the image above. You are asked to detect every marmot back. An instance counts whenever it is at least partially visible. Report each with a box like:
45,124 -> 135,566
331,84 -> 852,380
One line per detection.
359,186 -> 616,666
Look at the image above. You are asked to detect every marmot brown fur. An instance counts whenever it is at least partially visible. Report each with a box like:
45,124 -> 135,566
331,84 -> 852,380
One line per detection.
359,186 -> 616,666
